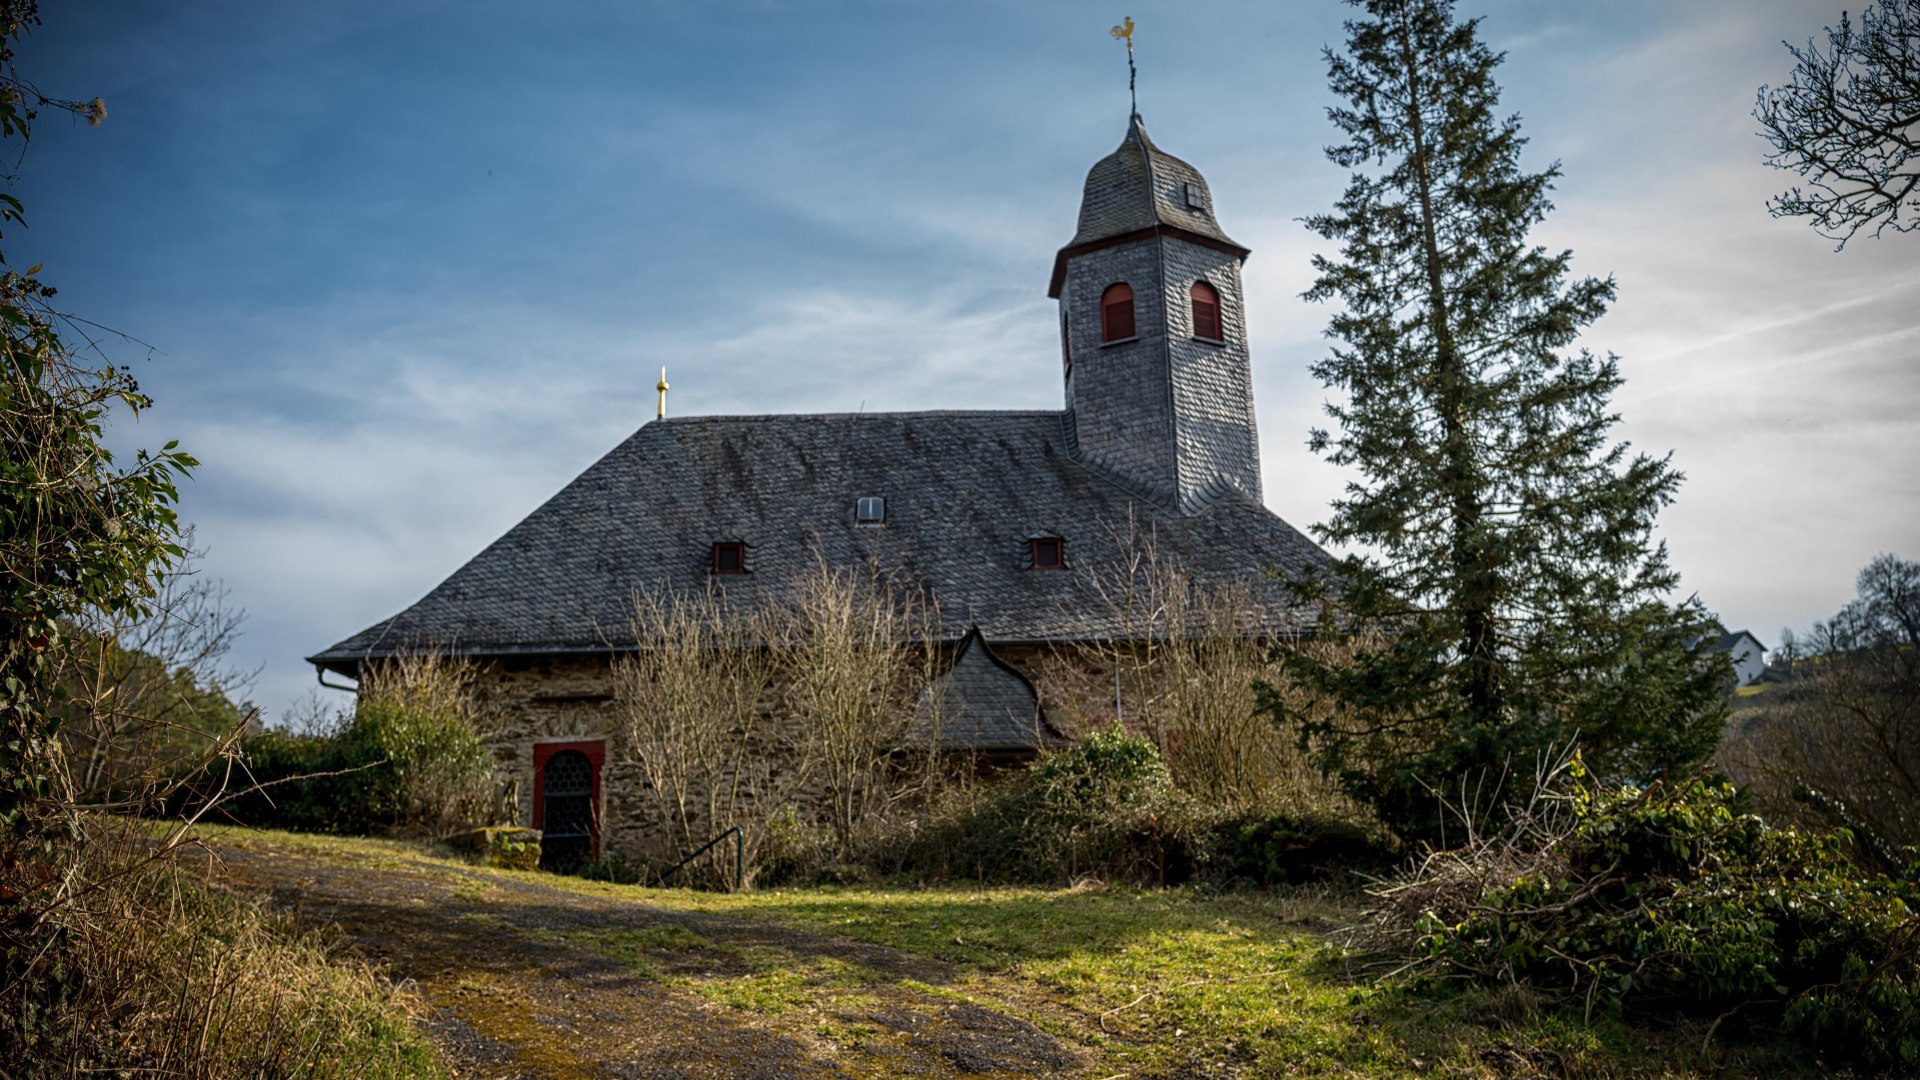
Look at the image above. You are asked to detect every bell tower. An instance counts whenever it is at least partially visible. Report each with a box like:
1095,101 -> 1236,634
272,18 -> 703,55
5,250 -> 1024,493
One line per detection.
1051,114 -> 1261,515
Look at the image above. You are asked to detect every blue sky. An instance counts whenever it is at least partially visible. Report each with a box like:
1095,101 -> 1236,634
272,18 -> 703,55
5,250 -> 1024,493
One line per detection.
21,0 -> 1919,720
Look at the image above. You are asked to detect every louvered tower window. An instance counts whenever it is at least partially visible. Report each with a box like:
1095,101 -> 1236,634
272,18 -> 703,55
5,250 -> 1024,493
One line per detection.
1191,280 -> 1222,341
1100,283 -> 1136,343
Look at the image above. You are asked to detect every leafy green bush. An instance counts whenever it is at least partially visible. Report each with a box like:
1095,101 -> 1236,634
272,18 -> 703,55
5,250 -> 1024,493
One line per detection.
1224,811 -> 1396,886
189,655 -> 490,837
864,728 -> 1190,885
1387,766 -> 1920,1069
344,697 -> 489,834
209,728 -> 387,834
1022,727 -> 1177,876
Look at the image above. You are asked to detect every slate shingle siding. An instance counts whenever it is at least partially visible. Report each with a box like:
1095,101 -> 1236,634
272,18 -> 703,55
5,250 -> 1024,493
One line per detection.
911,630 -> 1060,751
1164,242 -> 1261,512
1062,238 -> 1178,504
1070,117 -> 1237,249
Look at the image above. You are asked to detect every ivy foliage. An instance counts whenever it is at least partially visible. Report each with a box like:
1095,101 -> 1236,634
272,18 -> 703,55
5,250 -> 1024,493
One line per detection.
1412,770 -> 1920,1069
0,1 -> 194,849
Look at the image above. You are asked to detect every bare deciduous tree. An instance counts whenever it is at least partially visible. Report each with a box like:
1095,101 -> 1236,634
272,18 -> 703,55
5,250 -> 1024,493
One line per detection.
1757,0 -> 1920,247
1068,518 -> 1345,814
613,586 -> 791,881
60,542 -> 256,800
776,560 -> 934,855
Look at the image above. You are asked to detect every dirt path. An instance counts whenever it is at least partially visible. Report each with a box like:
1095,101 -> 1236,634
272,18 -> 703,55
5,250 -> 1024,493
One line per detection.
207,840 -> 1083,1080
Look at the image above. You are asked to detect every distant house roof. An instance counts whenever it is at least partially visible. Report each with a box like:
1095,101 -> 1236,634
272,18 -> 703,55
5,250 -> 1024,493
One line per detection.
1706,629 -> 1768,656
308,410 -> 1331,674
910,626 -> 1064,752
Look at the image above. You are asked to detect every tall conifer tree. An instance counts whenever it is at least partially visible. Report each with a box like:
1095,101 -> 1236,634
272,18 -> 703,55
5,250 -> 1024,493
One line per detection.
1263,0 -> 1725,838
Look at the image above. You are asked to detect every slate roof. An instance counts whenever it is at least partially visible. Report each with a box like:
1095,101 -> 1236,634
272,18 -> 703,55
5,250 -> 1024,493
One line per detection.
1706,630 -> 1767,655
910,627 -> 1063,751
309,410 -> 1332,673
1068,114 -> 1243,251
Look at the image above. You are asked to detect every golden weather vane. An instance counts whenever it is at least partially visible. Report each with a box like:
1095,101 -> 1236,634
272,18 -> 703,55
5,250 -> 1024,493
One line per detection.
1110,16 -> 1137,117
656,366 -> 669,419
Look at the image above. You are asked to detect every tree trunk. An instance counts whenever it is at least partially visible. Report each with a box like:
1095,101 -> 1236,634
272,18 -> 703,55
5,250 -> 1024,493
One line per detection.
1394,11 -> 1501,732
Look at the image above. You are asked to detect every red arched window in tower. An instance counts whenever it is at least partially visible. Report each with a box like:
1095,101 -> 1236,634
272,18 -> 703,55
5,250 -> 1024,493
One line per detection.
1190,280 -> 1223,341
1100,283 -> 1136,343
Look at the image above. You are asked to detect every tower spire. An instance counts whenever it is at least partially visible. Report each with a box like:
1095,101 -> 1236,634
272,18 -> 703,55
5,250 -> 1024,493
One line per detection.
1109,16 -> 1137,117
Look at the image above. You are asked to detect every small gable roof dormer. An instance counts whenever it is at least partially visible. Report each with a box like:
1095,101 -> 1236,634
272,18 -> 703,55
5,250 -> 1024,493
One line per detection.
908,627 -> 1064,752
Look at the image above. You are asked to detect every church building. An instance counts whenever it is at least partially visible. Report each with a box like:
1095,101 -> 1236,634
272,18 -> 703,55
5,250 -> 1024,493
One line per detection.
310,113 -> 1333,863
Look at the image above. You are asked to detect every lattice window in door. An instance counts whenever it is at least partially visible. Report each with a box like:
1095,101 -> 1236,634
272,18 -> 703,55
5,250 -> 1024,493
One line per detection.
539,749 -> 595,873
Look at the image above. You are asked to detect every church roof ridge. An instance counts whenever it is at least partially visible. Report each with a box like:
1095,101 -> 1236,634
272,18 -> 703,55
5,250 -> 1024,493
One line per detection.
653,408 -> 1063,424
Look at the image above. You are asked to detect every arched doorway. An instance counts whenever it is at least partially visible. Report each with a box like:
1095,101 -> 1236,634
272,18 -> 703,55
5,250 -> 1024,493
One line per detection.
534,743 -> 600,873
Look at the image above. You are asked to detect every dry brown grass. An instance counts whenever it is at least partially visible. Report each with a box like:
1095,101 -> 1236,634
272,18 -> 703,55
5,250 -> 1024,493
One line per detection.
2,819 -> 440,1077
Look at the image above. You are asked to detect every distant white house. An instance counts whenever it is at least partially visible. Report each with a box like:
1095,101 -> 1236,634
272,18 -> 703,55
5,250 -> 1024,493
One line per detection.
1706,630 -> 1769,687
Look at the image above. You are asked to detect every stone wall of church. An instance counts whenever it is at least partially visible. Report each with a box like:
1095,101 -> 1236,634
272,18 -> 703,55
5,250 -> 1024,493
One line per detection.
464,655 -> 665,862
463,644 -> 1089,867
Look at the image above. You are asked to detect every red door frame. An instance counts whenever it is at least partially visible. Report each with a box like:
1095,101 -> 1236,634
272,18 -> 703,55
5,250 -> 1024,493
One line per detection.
531,739 -> 605,859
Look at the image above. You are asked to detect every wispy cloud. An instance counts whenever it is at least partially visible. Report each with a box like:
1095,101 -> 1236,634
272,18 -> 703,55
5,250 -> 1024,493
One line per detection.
30,0 -> 1920,719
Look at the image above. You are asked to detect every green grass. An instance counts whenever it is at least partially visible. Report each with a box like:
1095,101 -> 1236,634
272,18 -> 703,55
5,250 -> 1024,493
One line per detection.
194,825 -> 1841,1078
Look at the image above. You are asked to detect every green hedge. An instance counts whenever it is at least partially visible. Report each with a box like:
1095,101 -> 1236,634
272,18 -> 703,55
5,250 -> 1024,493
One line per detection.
188,701 -> 488,836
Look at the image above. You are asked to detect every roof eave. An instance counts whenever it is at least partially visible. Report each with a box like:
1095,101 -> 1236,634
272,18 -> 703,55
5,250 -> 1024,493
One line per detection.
1048,224 -> 1250,298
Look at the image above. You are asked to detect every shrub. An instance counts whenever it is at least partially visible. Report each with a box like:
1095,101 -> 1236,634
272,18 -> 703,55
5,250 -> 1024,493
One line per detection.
190,653 -> 491,837
1022,726 -> 1176,874
349,654 -> 492,835
202,727 -> 384,833
1374,761 -> 1920,1069
870,728 -> 1191,886
345,699 -> 488,835
1224,811 -> 1397,886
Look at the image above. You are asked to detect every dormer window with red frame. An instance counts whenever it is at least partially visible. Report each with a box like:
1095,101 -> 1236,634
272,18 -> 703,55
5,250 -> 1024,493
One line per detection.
1100,283 -> 1136,343
711,542 -> 746,574
1190,280 -> 1222,341
1030,537 -> 1065,570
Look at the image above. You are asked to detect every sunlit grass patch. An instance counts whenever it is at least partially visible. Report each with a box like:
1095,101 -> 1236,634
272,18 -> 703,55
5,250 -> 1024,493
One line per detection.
196,826 -> 1844,1078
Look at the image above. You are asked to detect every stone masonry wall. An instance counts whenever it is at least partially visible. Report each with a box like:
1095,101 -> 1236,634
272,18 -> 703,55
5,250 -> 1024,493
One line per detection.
466,646 -> 1076,865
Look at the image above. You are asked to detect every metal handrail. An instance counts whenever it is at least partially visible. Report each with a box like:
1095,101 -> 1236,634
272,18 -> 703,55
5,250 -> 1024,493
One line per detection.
660,825 -> 743,892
